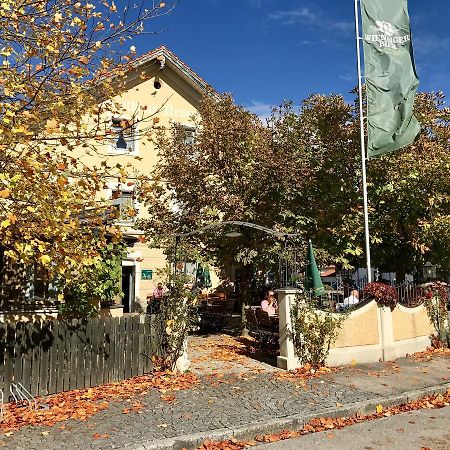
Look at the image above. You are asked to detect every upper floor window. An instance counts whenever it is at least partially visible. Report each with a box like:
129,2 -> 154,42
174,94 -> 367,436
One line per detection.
109,117 -> 138,155
183,125 -> 196,146
111,188 -> 137,225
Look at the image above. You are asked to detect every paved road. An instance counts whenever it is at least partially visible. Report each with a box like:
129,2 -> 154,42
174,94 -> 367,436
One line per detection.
254,406 -> 450,450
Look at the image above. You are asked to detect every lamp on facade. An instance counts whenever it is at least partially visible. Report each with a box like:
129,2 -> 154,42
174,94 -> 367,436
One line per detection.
423,261 -> 436,280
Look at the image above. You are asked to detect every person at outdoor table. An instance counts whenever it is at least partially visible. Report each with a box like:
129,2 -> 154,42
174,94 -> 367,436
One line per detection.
261,290 -> 277,316
153,282 -> 165,299
342,290 -> 359,309
147,282 -> 164,314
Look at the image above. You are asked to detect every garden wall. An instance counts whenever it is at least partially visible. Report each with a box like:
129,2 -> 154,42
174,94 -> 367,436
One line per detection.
326,301 -> 434,366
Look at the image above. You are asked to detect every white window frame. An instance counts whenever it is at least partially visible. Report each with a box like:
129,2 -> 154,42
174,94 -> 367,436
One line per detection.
182,124 -> 196,146
107,183 -> 138,226
108,116 -> 139,155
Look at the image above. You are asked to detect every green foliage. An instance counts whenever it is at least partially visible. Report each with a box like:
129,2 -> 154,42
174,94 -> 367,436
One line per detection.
59,241 -> 127,319
291,295 -> 348,367
140,90 -> 450,289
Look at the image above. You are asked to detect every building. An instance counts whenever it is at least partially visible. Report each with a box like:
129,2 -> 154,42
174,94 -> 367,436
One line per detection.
87,46 -> 214,313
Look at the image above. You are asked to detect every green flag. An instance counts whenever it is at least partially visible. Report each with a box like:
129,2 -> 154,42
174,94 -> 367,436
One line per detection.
361,0 -> 420,157
305,240 -> 325,297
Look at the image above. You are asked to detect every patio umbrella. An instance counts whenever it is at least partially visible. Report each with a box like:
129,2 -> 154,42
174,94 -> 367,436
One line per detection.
196,265 -> 205,288
305,240 -> 326,297
203,266 -> 212,289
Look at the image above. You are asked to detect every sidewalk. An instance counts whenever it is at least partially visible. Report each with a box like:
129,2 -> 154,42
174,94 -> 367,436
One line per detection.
2,335 -> 449,450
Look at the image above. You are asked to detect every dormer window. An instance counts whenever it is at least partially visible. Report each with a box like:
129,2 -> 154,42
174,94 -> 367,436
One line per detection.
109,117 -> 138,154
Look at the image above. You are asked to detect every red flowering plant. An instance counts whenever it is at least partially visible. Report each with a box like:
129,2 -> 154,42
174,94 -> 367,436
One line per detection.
363,282 -> 398,310
418,282 -> 449,348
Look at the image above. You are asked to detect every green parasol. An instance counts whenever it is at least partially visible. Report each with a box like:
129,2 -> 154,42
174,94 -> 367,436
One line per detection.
203,266 -> 212,289
305,240 -> 326,297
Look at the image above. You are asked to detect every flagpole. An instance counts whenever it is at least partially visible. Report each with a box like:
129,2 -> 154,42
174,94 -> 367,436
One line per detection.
354,0 -> 372,284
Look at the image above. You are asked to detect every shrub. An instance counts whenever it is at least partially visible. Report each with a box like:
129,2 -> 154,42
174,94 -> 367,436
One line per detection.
418,282 -> 449,348
363,282 -> 398,310
291,295 -> 348,367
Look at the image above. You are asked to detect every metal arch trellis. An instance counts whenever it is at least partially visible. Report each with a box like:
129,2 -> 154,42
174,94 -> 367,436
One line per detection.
172,221 -> 303,289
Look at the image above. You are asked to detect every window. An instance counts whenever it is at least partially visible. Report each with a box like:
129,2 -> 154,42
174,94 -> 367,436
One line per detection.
109,117 -> 138,154
183,125 -> 196,146
111,189 -> 136,224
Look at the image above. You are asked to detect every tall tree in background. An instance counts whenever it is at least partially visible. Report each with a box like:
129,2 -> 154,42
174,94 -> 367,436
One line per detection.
142,90 -> 450,284
140,94 -> 307,302
0,0 -> 174,294
368,91 -> 450,280
270,91 -> 450,280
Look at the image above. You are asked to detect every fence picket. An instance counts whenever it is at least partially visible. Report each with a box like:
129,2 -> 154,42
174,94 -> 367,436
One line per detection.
75,319 -> 87,390
54,321 -> 64,394
131,316 -> 139,377
124,316 -> 131,379
18,322 -> 32,393
44,320 -> 56,395
138,316 -> 145,374
30,321 -> 42,397
83,318 -> 93,388
0,323 -> 6,393
90,317 -> 99,387
117,317 -> 125,380
109,318 -> 118,382
3,322 -> 16,397
103,317 -> 112,383
97,318 -> 105,385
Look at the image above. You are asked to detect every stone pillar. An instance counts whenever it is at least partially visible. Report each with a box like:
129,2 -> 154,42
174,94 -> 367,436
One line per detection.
379,305 -> 396,361
175,336 -> 190,372
276,288 -> 301,370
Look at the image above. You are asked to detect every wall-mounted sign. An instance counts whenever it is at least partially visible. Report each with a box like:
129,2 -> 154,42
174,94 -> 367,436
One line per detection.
141,270 -> 153,280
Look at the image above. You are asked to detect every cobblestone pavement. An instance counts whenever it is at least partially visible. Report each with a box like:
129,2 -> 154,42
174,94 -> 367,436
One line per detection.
2,336 -> 449,450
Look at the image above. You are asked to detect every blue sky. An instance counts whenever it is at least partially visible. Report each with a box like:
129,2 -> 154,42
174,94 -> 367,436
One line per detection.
132,0 -> 450,118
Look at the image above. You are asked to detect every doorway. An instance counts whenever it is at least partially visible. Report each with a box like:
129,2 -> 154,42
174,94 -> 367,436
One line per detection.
121,265 -> 135,313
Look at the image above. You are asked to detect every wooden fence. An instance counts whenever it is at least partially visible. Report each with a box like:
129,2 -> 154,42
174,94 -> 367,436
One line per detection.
0,314 -> 164,400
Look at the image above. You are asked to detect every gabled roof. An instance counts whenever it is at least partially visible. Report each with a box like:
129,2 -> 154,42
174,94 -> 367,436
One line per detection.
128,45 -> 213,96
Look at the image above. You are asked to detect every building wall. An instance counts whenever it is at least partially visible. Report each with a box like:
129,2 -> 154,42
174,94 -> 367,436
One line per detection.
79,62 -> 205,308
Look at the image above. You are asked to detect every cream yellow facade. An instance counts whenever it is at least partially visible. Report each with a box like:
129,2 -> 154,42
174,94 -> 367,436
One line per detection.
81,47 -> 211,312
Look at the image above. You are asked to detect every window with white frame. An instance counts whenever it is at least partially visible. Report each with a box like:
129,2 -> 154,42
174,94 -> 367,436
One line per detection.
111,188 -> 137,224
109,117 -> 138,154
182,125 -> 196,146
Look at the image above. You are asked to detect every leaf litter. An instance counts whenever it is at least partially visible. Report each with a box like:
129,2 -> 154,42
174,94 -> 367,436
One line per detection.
195,389 -> 450,449
1,371 -> 199,433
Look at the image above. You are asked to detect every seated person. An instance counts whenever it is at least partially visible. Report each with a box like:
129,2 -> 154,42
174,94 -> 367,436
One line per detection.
261,290 -> 278,315
341,290 -> 359,309
146,282 -> 165,314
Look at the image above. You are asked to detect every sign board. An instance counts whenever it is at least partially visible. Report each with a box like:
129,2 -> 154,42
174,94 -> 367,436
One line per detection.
141,270 -> 153,280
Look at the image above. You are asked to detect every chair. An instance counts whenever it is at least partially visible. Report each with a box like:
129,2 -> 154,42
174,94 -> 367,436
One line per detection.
255,309 -> 278,335
200,300 -> 227,332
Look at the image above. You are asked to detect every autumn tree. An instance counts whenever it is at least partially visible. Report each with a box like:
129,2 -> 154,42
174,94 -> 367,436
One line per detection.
269,91 -> 450,280
367,91 -> 450,280
142,89 -> 450,288
140,93 -> 307,304
0,0 -> 175,303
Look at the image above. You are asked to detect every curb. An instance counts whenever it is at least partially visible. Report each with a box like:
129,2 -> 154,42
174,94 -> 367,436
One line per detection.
126,382 -> 450,450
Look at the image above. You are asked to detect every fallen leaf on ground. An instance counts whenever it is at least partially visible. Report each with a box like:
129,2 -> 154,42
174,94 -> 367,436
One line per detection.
196,390 -> 450,450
